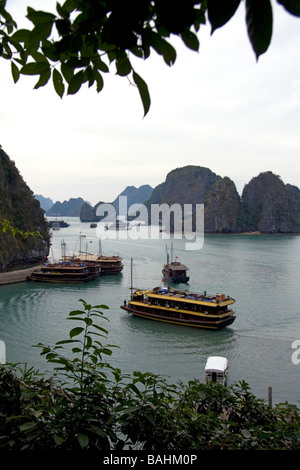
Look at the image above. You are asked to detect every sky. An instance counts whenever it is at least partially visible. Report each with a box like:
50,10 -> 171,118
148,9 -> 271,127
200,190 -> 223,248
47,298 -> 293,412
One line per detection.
1,1 -> 300,206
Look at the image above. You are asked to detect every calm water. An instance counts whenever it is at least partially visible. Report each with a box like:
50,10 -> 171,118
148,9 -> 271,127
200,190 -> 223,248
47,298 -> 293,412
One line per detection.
0,218 -> 300,406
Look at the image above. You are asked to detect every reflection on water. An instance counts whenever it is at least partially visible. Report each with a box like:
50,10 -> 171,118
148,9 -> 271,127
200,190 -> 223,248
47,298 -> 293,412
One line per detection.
0,220 -> 300,405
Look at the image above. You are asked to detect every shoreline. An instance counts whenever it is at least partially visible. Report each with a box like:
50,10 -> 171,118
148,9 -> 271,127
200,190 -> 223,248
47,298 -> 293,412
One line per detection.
0,265 -> 41,286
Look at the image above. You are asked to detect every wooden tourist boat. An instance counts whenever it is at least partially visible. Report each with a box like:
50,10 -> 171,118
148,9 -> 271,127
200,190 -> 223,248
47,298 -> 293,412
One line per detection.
162,244 -> 189,284
162,259 -> 189,284
122,279 -> 236,330
27,261 -> 100,284
68,254 -> 123,275
64,235 -> 124,275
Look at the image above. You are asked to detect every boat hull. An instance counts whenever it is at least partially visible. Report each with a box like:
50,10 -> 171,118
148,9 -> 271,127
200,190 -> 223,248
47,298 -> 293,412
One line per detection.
121,304 -> 235,330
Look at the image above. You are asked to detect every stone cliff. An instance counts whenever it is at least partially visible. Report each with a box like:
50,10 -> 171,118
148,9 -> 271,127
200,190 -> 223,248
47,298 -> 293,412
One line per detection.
0,147 -> 50,271
145,166 -> 300,234
242,172 -> 300,233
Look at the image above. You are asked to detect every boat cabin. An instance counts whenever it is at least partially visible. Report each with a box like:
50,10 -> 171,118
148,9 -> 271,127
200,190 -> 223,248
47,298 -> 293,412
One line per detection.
0,340 -> 6,364
205,356 -> 228,386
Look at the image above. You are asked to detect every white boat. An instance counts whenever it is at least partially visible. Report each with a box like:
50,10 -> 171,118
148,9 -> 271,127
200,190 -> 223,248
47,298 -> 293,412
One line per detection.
0,340 -> 6,364
105,219 -> 131,231
205,356 -> 228,386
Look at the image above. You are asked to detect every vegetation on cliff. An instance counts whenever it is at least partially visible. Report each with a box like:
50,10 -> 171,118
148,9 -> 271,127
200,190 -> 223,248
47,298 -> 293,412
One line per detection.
0,147 -> 50,271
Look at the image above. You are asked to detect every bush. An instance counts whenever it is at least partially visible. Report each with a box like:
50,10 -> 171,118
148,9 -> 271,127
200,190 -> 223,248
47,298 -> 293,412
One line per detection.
0,299 -> 299,450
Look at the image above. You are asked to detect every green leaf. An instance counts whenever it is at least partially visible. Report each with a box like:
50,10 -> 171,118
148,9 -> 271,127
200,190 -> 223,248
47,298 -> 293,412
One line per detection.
20,61 -> 49,75
181,28 -> 200,51
92,304 -> 109,310
20,422 -> 37,432
68,310 -> 85,316
67,70 -> 84,95
116,55 -> 132,77
29,20 -> 54,44
77,433 -> 89,449
26,8 -> 56,27
11,61 -> 19,83
132,70 -> 151,117
207,0 -> 241,33
92,57 -> 109,73
54,434 -> 65,446
34,67 -> 51,89
11,28 -> 30,43
147,32 -> 176,66
94,69 -> 104,92
277,0 -> 300,16
53,68 -> 65,98
246,0 -> 273,60
69,326 -> 84,338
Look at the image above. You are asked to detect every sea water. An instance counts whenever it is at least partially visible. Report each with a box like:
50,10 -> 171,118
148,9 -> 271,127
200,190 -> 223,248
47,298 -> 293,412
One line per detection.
0,217 -> 299,406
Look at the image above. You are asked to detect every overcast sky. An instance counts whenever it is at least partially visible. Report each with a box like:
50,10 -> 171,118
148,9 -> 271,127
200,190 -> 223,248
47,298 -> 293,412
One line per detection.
1,1 -> 299,206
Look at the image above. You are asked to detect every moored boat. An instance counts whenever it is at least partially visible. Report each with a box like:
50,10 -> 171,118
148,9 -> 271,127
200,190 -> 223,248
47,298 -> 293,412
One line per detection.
27,261 -> 100,283
69,254 -> 124,275
63,235 -> 124,275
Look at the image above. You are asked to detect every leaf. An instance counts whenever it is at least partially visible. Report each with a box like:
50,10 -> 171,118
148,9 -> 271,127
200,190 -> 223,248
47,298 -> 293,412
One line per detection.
20,61 -> 49,75
53,68 -> 65,98
29,20 -> 54,43
11,61 -> 19,83
132,70 -> 151,117
277,0 -> 300,16
26,8 -> 56,27
94,69 -> 104,92
207,0 -> 241,33
68,310 -> 85,316
115,55 -> 132,77
77,433 -> 89,449
246,0 -> 273,60
34,67 -> 51,89
69,326 -> 84,338
11,28 -> 30,43
181,28 -> 200,51
92,57 -> 109,73
148,32 -> 176,66
20,422 -> 37,432
54,434 -> 64,446
67,70 -> 84,95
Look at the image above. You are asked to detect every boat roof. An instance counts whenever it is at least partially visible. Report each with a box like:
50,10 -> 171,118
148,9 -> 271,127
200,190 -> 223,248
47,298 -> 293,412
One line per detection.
142,288 -> 235,307
205,356 -> 228,373
165,262 -> 188,271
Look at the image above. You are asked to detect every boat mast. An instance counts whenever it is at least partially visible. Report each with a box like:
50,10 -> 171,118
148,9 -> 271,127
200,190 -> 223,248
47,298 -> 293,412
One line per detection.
130,257 -> 133,299
61,240 -> 66,262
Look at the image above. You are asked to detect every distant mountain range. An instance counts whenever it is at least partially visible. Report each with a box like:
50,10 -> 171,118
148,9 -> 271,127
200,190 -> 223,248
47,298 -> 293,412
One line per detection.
34,185 -> 154,219
80,184 -> 154,222
35,165 -> 300,234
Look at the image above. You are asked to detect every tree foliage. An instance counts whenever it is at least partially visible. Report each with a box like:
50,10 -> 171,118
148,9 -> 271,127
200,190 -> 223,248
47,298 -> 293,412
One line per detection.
0,0 -> 300,115
0,299 -> 299,451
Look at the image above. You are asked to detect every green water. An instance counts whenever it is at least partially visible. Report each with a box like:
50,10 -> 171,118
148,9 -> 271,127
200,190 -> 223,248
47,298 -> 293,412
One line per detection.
0,218 -> 299,405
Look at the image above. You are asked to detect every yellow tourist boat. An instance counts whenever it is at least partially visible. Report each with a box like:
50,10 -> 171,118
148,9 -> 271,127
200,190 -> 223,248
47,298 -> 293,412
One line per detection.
121,283 -> 236,330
